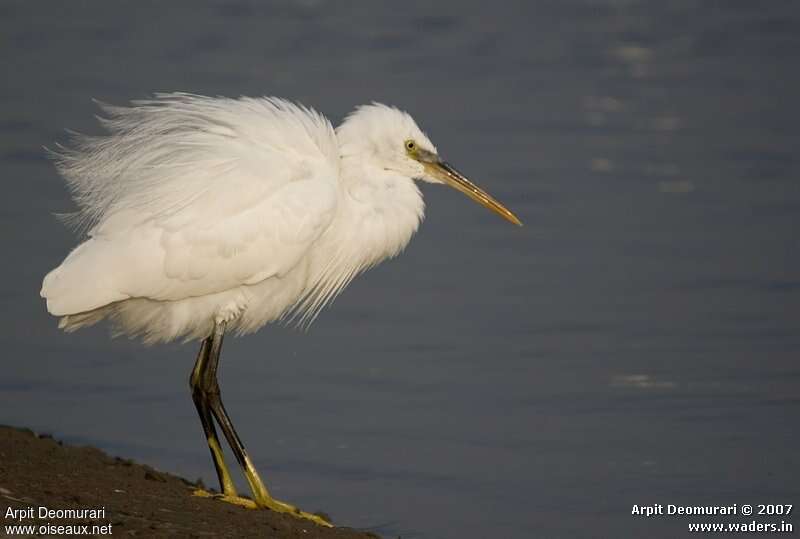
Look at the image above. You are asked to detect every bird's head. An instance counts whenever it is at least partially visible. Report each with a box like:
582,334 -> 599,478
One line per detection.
337,103 -> 522,226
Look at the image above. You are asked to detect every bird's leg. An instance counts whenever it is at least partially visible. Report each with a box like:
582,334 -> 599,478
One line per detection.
198,320 -> 332,527
190,336 -> 237,497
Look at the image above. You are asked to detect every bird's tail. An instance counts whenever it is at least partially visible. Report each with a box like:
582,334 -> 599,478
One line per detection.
40,239 -> 128,317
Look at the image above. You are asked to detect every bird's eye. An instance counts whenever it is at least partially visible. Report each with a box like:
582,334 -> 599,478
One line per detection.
405,140 -> 416,152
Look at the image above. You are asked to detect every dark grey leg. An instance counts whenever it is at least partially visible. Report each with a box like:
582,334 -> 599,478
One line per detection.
190,332 -> 237,496
191,320 -> 332,526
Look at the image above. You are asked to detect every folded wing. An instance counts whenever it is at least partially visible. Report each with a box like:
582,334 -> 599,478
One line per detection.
41,94 -> 340,316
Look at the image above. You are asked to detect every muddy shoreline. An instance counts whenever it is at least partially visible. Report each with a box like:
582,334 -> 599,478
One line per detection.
0,425 -> 381,538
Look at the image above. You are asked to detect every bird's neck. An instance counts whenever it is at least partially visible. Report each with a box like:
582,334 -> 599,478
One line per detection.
336,155 -> 425,268
291,158 -> 425,326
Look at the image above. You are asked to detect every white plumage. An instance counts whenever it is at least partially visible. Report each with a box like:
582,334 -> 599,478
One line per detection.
41,93 -> 436,342
39,93 -> 520,524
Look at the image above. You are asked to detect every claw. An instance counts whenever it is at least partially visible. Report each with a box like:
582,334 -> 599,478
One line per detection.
192,488 -> 332,527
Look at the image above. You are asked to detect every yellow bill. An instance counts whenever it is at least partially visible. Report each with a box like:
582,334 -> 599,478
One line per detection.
423,159 -> 523,226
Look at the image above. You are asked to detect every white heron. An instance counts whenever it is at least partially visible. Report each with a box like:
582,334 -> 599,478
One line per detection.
40,93 -> 521,527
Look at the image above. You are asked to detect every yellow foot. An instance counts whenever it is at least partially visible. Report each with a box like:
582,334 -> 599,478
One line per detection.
192,489 -> 332,527
193,489 -> 257,508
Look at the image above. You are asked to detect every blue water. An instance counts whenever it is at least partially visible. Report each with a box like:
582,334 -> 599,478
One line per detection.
1,1 -> 798,537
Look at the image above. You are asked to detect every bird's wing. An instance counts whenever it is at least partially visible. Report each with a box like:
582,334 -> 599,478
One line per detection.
41,94 -> 341,315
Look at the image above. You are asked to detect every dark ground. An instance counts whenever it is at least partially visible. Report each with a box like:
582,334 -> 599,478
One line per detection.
0,426 -> 380,539
2,2 -> 800,537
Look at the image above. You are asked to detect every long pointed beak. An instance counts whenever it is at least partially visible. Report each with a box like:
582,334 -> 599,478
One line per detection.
423,160 -> 522,226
